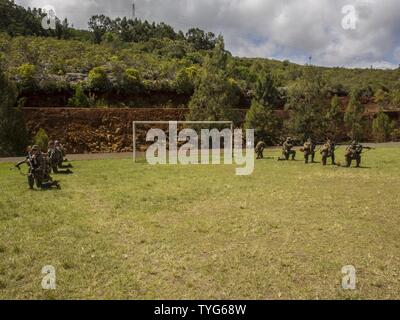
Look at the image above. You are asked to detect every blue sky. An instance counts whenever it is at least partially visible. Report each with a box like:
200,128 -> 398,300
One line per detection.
16,0 -> 400,69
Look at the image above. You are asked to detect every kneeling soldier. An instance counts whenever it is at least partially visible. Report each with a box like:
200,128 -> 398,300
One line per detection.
279,137 -> 296,161
302,138 -> 316,164
255,141 -> 266,159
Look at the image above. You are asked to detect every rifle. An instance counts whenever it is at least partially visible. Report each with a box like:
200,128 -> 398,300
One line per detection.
10,164 -> 27,177
361,146 -> 375,154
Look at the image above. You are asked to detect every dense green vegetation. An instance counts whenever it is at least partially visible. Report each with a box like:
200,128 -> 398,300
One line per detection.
0,65 -> 27,156
0,0 -> 399,153
2,0 -> 400,106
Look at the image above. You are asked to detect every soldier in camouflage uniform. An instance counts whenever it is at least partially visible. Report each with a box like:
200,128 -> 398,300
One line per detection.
15,146 -> 33,169
48,140 -> 73,174
345,141 -> 372,168
17,145 -> 60,189
320,139 -> 336,166
255,141 -> 266,159
302,138 -> 316,164
279,137 -> 296,161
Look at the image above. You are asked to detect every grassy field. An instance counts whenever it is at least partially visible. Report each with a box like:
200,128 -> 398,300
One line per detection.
0,147 -> 399,300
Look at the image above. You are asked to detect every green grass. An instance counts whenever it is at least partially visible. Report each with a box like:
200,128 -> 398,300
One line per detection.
0,148 -> 400,300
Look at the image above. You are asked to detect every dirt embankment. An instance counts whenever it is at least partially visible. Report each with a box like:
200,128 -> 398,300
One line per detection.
23,108 -> 251,154
22,97 -> 400,154
23,108 -> 190,154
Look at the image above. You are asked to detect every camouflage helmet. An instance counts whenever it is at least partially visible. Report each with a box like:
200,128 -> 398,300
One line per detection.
31,145 -> 40,151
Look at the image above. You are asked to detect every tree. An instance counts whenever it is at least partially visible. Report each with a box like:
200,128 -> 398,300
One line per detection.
187,38 -> 237,122
33,128 -> 49,151
88,15 -> 112,44
344,90 -> 365,141
284,67 -> 327,141
209,36 -> 229,70
0,66 -> 28,156
244,71 -> 281,144
186,28 -> 216,50
325,95 -> 344,140
372,109 -> 395,142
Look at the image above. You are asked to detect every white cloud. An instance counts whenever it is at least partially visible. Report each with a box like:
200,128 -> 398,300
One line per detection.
15,0 -> 400,68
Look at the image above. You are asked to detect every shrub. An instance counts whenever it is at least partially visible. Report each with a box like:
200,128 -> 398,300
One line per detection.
121,68 -> 142,94
88,66 -> 110,92
33,128 -> 49,152
17,63 -> 36,79
16,63 -> 37,92
174,67 -> 198,94
68,84 -> 90,107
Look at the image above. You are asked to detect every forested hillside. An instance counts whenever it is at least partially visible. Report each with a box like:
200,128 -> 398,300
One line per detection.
1,0 -> 400,155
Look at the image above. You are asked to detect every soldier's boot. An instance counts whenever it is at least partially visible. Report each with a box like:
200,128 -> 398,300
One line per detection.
60,164 -> 73,169
356,157 -> 361,168
345,157 -> 352,168
35,177 -> 43,189
284,152 -> 289,161
28,175 -> 35,189
52,181 -> 61,189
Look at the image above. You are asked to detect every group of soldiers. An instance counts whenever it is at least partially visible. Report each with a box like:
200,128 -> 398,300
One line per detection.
15,140 -> 73,190
255,137 -> 373,168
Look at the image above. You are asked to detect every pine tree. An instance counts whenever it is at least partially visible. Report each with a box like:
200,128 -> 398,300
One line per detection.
244,71 -> 280,144
325,95 -> 344,140
284,67 -> 327,141
372,109 -> 394,142
344,90 -> 365,140
187,37 -> 237,122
